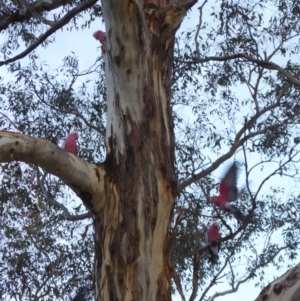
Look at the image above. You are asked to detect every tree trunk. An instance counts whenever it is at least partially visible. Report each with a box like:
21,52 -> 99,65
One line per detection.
0,1 -> 194,300
255,262 -> 300,301
94,1 -> 180,300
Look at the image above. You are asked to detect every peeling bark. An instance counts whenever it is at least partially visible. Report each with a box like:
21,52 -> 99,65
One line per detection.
94,0 -> 186,299
255,262 -> 300,301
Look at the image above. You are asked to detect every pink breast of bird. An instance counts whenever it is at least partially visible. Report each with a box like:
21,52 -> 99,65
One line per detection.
93,30 -> 106,43
211,195 -> 227,207
216,180 -> 230,206
208,224 -> 220,242
64,134 -> 78,155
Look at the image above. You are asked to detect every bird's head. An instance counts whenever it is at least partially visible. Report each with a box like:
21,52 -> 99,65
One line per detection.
93,30 -> 106,44
211,222 -> 219,231
69,131 -> 79,140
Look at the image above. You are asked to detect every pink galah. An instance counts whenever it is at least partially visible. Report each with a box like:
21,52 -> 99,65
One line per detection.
63,132 -> 79,155
93,30 -> 106,44
206,222 -> 221,264
210,162 -> 244,222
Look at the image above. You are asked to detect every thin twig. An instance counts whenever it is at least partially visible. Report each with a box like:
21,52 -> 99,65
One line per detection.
178,91 -> 298,192
177,53 -> 300,87
209,245 -> 291,301
0,0 -> 98,66
194,0 -> 208,58
36,167 -> 92,221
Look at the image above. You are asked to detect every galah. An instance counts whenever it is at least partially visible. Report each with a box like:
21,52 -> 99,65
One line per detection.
210,162 -> 244,222
93,30 -> 106,44
206,222 -> 221,264
63,131 -> 79,155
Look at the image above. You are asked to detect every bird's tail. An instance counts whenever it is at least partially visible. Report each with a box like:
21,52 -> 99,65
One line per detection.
229,204 -> 244,222
208,248 -> 219,264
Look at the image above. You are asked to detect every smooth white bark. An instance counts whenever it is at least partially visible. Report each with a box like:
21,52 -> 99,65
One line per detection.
255,262 -> 300,301
0,131 -> 106,212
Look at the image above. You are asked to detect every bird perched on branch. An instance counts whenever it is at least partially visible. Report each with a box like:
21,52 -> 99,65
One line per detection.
206,222 -> 221,264
63,131 -> 79,155
210,162 -> 244,222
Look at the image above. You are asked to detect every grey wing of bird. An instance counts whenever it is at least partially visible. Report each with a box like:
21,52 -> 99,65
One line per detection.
224,162 -> 240,202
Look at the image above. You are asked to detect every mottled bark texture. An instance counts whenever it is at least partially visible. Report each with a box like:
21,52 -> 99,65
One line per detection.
255,262 -> 300,301
94,0 -> 193,300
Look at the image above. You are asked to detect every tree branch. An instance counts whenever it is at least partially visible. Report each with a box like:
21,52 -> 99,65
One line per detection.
0,0 -> 72,31
199,246 -> 237,301
0,111 -> 19,130
0,131 -> 106,212
179,53 -> 300,87
194,0 -> 207,58
31,78 -> 106,138
170,259 -> 186,301
0,0 -> 98,66
145,0 -> 198,37
17,0 -> 55,26
196,147 -> 300,262
197,208 -> 254,259
178,73 -> 299,193
211,245 -> 291,301
36,167 -> 92,220
255,262 -> 300,301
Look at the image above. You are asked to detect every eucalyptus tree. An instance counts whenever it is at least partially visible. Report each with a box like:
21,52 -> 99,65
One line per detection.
1,0 -> 300,301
